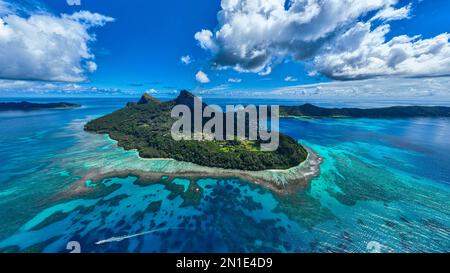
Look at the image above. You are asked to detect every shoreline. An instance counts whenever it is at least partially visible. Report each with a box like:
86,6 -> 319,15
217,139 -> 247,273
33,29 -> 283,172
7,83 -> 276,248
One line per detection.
63,140 -> 323,197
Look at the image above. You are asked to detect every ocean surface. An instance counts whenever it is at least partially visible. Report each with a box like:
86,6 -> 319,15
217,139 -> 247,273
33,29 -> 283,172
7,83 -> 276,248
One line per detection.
0,97 -> 449,253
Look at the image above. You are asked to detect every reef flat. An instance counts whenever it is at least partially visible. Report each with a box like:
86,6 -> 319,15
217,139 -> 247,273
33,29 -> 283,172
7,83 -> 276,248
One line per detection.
64,143 -> 322,197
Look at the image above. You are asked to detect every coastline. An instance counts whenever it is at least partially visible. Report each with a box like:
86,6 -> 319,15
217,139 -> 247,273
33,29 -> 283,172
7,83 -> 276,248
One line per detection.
65,135 -> 323,196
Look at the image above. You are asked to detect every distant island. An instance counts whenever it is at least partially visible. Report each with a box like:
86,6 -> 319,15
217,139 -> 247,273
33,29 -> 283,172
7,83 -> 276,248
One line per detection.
0,101 -> 81,111
85,91 -> 308,171
280,104 -> 450,118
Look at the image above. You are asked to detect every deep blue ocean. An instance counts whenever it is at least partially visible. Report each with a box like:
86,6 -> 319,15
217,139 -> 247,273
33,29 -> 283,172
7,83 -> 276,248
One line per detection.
0,97 -> 449,253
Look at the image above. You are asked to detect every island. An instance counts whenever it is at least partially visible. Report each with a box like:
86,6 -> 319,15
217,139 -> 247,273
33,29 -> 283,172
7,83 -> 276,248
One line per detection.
85,90 -> 308,171
0,101 -> 81,111
279,103 -> 450,118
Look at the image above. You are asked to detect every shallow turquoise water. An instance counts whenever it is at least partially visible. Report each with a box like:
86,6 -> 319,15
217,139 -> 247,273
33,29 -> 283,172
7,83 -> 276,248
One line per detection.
0,97 -> 449,253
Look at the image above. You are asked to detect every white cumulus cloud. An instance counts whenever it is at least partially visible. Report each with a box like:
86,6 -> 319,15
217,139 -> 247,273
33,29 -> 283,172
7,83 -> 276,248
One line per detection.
180,55 -> 192,65
370,3 -> 412,22
313,23 -> 450,80
0,8 -> 114,82
194,29 -> 217,51
195,70 -> 210,83
86,61 -> 98,73
67,0 -> 81,6
195,0 -> 450,80
145,88 -> 158,94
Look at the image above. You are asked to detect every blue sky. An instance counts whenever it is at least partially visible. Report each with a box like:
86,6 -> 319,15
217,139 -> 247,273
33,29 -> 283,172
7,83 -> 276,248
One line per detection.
0,0 -> 450,98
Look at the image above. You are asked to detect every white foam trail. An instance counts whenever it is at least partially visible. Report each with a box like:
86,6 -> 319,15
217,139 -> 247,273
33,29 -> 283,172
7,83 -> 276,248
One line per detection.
95,227 -> 185,245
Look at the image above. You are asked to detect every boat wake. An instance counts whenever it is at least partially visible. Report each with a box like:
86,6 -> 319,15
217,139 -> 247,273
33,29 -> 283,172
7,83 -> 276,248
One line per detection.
95,227 -> 187,245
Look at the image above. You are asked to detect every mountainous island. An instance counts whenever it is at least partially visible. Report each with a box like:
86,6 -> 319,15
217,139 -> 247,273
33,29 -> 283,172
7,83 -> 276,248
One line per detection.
280,104 -> 450,118
0,101 -> 81,111
85,91 -> 308,171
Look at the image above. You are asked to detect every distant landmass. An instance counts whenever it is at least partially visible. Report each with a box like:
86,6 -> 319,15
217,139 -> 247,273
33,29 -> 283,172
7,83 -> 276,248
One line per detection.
0,101 -> 81,111
280,104 -> 450,118
85,91 -> 308,171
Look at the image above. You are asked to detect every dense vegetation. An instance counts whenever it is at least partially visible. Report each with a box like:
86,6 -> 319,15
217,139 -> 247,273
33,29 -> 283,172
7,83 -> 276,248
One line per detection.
280,103 -> 450,118
0,101 -> 81,111
85,91 -> 308,171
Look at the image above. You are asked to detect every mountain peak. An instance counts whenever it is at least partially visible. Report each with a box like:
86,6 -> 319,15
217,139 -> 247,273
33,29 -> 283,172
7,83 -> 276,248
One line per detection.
301,103 -> 320,109
176,90 -> 195,100
173,90 -> 208,109
137,93 -> 160,105
175,90 -> 196,104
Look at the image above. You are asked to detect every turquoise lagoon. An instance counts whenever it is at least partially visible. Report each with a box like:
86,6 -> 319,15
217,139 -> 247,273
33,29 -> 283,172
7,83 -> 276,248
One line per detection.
0,97 -> 449,253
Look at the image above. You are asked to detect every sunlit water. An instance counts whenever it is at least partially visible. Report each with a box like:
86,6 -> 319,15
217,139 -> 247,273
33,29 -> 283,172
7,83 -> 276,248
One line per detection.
0,97 -> 448,253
